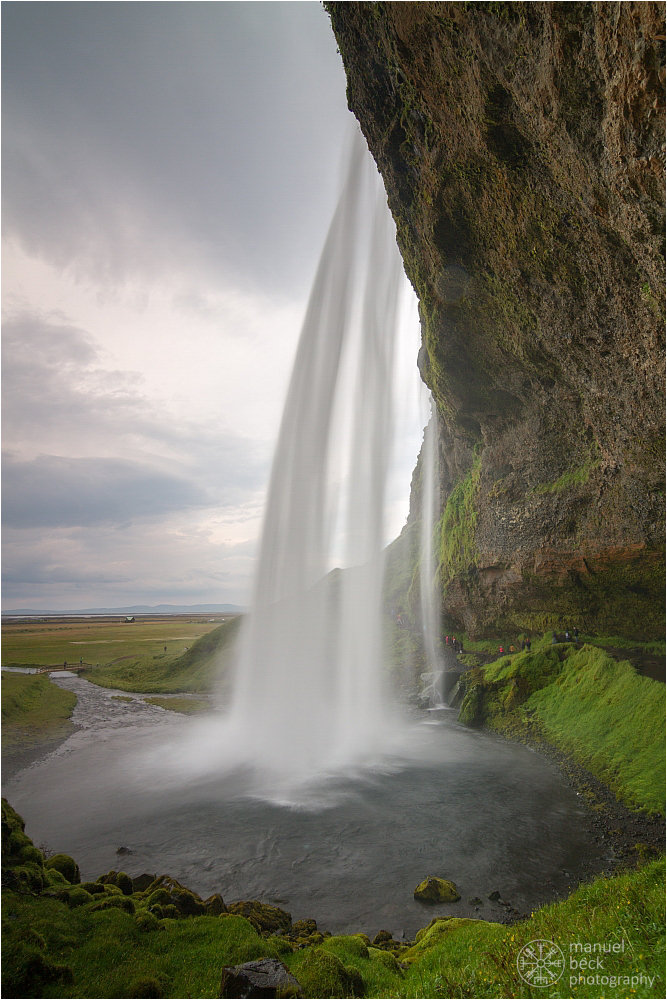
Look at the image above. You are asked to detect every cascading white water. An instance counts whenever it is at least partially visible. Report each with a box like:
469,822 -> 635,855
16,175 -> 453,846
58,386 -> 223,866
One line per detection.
418,401 -> 445,706
140,130 -> 419,796
227,130 -> 404,778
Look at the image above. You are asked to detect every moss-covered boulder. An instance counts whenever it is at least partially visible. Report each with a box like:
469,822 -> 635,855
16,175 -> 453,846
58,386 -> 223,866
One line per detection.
115,871 -> 133,895
88,894 -> 135,914
414,876 -> 461,903
135,909 -> 162,932
45,853 -> 80,885
227,900 -> 292,935
291,948 -> 364,998
203,892 -> 226,915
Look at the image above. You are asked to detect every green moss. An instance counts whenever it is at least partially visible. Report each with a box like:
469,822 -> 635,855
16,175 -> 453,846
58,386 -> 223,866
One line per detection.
463,643 -> 665,814
46,854 -> 80,885
439,455 -> 482,585
533,456 -> 601,494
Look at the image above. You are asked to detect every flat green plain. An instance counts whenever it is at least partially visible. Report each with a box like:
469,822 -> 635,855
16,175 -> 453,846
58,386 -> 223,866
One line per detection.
1,618 -> 229,667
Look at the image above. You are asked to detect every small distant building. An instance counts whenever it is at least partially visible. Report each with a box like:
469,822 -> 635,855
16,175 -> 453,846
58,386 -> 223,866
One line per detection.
124,616 -> 135,623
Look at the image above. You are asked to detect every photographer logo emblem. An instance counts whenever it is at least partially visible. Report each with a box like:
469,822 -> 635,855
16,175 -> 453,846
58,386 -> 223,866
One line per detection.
517,939 -> 565,987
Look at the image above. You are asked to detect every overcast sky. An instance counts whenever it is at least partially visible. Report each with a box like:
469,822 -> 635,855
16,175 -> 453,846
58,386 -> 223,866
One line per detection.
2,0 -> 425,611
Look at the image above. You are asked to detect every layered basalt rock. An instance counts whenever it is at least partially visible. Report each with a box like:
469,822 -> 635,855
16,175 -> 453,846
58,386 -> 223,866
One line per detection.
327,1 -> 665,637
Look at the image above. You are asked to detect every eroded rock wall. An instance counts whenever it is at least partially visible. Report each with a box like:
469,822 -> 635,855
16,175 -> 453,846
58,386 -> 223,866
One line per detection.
327,1 -> 665,638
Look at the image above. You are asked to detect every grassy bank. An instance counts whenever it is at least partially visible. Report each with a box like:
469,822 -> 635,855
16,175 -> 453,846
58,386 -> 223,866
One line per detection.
1,673 -> 77,749
2,798 -> 664,999
81,618 -> 241,694
458,642 -> 665,815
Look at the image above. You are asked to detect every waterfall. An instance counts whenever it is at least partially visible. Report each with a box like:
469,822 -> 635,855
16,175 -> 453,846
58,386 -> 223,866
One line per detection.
224,130 -> 407,783
418,401 -> 445,707
142,130 -> 422,798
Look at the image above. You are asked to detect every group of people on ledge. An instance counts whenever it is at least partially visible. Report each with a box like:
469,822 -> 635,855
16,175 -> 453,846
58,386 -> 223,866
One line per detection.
497,639 -> 532,654
444,635 -> 464,653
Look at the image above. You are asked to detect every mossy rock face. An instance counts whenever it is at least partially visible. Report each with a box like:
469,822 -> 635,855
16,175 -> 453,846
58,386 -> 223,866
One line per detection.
326,4 -> 666,641
227,900 -> 292,935
414,876 -> 461,903
46,853 -> 80,884
293,948 -> 364,999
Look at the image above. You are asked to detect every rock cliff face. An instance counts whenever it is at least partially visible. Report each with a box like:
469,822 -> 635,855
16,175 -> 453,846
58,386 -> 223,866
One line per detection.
327,1 -> 665,638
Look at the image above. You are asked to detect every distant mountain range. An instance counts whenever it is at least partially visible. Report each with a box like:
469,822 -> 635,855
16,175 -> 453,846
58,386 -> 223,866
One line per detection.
2,604 -> 246,616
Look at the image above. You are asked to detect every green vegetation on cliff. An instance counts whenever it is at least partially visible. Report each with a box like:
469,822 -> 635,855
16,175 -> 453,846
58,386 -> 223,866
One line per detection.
439,454 -> 481,584
81,618 -> 241,694
458,643 -> 665,815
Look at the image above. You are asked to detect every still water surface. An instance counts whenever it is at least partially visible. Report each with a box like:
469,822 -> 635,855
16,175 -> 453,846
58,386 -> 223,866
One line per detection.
3,674 -> 605,939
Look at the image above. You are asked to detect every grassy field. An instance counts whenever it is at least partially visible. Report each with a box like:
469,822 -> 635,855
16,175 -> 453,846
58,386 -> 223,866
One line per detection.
1,673 -> 77,749
1,617 -> 232,668
80,617 -> 242,694
2,792 -> 664,999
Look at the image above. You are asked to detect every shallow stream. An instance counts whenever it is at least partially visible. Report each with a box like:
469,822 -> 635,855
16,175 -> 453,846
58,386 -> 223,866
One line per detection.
3,674 -> 606,939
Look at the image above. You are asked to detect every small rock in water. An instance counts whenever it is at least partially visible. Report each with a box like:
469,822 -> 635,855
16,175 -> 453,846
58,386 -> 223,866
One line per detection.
413,877 -> 461,902
116,846 -> 133,855
488,889 -> 502,901
219,958 -> 301,998
468,896 -> 483,906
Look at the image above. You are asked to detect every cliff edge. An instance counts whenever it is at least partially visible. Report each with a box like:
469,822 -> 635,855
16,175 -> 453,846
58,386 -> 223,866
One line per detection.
327,1 -> 665,638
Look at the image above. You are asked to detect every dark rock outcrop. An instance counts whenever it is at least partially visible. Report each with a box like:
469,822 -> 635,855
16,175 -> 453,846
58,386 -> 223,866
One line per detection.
327,1 -> 665,638
219,959 -> 301,999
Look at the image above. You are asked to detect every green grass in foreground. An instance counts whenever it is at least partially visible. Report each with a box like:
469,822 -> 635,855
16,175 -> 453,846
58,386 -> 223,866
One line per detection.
1,673 -> 77,748
3,857 -> 664,998
81,618 -> 241,694
462,643 -> 665,815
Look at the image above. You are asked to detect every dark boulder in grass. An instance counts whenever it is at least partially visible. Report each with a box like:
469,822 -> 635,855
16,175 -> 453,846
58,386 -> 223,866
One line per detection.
220,958 -> 301,999
414,876 -> 461,903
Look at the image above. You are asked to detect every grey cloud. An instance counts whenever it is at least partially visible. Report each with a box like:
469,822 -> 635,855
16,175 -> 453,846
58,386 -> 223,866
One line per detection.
2,2 -> 349,295
2,311 -> 268,506
2,454 -> 208,528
